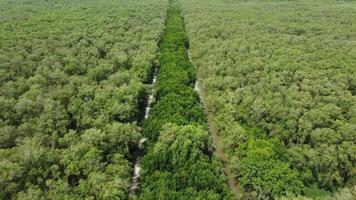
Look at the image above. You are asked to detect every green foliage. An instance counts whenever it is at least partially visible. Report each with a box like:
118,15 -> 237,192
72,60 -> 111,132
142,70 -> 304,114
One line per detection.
0,0 -> 169,199
143,90 -> 205,140
138,3 -> 233,199
180,0 -> 356,198
140,124 -> 233,199
237,139 -> 304,198
142,4 -> 206,142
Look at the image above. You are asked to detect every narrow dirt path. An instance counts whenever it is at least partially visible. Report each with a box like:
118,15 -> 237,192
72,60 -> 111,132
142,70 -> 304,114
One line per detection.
191,53 -> 242,200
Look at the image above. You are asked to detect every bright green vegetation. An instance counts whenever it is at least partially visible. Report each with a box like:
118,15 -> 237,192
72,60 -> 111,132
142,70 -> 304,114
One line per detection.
0,0 -> 168,199
138,4 -> 233,199
180,0 -> 356,199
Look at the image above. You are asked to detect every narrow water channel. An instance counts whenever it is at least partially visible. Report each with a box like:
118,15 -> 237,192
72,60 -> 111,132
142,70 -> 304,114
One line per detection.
191,51 -> 242,199
129,65 -> 158,194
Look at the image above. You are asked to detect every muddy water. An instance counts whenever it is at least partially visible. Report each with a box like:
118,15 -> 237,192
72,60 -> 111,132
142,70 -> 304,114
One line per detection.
191,52 -> 242,199
194,79 -> 200,94
130,138 -> 147,194
144,66 -> 158,119
129,65 -> 158,194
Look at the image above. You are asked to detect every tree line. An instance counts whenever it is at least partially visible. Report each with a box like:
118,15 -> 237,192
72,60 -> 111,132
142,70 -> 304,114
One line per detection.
138,3 -> 233,199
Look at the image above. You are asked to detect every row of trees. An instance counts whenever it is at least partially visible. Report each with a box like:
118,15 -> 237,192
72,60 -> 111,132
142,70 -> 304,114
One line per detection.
0,0 -> 169,199
138,4 -> 233,199
181,0 -> 356,199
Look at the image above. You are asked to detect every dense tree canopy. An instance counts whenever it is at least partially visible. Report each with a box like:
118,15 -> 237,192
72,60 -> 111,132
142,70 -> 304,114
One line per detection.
0,0 -> 168,199
140,124 -> 232,199
180,0 -> 356,199
138,3 -> 233,199
2,0 -> 355,199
